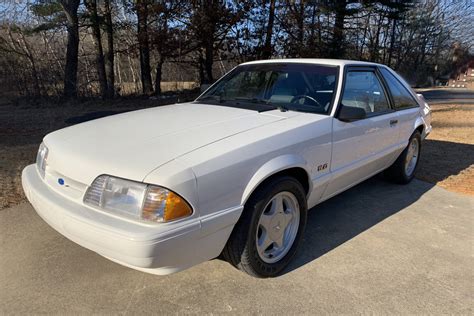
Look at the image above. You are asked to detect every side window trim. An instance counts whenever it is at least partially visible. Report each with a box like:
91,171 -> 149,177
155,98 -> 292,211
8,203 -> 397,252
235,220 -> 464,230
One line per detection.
375,67 -> 396,110
335,65 -> 395,121
378,66 -> 420,111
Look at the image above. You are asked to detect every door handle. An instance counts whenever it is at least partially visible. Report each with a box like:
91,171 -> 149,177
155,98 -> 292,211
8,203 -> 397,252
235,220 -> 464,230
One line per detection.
390,119 -> 398,126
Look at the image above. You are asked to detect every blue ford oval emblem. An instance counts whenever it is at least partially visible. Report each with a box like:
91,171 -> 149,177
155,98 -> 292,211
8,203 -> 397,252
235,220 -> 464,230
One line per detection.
58,178 -> 65,186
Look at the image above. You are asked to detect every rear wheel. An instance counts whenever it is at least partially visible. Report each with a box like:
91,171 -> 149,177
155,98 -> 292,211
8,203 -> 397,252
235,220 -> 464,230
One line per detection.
222,176 -> 307,278
385,130 -> 421,184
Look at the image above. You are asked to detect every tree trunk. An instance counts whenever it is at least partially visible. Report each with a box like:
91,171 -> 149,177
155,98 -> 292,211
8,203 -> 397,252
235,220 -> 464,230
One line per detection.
127,53 -> 139,94
369,14 -> 383,62
198,53 -> 205,85
103,0 -> 115,98
261,0 -> 276,59
60,0 -> 80,99
154,58 -> 164,95
309,3 -> 317,49
387,18 -> 397,67
359,11 -> 370,59
297,1 -> 304,46
317,14 -> 322,52
331,0 -> 346,58
115,52 -> 122,94
203,39 -> 214,84
136,0 -> 153,95
85,0 -> 107,99
199,0 -> 215,84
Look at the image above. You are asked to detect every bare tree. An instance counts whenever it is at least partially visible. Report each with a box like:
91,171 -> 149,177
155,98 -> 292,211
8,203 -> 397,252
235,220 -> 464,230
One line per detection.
103,0 -> 115,98
136,0 -> 153,94
59,0 -> 80,99
261,0 -> 276,59
1,0 -> 473,99
84,0 -> 107,99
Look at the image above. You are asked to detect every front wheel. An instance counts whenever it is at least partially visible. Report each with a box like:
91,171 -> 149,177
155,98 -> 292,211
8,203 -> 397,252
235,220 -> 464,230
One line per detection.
222,176 -> 307,278
385,130 -> 422,184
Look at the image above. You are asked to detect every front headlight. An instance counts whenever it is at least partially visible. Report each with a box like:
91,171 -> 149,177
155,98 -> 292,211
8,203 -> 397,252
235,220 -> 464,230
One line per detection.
36,142 -> 48,178
83,175 -> 193,223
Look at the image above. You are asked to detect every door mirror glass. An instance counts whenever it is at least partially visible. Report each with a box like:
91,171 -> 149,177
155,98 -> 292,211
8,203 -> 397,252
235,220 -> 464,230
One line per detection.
338,104 -> 366,122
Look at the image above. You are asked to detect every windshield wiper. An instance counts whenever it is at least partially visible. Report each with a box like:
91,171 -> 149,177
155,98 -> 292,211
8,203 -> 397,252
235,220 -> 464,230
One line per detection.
197,95 -> 224,103
198,95 -> 289,113
257,103 -> 290,113
232,97 -> 268,104
277,105 -> 289,112
198,96 -> 267,105
226,97 -> 287,112
231,98 -> 292,112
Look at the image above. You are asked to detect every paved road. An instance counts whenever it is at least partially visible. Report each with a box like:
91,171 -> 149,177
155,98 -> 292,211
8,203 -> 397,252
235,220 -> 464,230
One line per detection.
416,88 -> 474,104
1,178 -> 473,314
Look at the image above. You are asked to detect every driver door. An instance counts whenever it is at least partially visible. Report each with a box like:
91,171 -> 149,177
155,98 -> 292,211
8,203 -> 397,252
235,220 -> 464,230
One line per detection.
323,66 -> 400,199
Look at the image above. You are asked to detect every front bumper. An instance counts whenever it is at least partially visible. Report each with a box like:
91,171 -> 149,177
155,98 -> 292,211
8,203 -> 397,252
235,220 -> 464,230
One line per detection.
22,164 -> 240,275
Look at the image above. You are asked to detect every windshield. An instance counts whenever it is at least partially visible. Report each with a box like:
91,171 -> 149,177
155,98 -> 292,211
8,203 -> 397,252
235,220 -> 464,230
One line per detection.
196,63 -> 339,114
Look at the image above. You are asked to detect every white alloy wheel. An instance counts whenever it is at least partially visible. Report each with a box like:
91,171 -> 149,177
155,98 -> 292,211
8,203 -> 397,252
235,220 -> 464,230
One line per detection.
405,137 -> 420,177
255,191 -> 300,264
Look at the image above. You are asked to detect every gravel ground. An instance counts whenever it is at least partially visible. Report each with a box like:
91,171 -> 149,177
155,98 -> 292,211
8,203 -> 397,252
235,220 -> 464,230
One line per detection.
0,96 -> 473,209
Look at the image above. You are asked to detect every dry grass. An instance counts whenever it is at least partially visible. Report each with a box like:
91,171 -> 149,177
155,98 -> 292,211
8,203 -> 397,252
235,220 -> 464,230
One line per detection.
0,98 -> 472,210
417,103 -> 474,195
0,94 -> 197,210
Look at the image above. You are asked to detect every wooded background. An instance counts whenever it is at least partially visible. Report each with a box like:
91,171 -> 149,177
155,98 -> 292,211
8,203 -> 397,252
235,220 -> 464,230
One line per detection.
1,0 -> 472,100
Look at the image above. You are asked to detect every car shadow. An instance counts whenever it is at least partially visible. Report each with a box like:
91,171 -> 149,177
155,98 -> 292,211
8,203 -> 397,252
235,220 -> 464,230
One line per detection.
282,175 -> 435,275
214,138 -> 472,275
417,139 -> 474,185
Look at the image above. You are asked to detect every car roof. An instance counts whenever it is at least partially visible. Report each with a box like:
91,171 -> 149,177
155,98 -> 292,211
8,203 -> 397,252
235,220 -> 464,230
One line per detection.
240,58 -> 383,68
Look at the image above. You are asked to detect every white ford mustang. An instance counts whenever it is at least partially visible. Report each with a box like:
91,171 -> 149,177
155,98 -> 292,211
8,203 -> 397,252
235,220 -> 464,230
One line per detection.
23,59 -> 432,277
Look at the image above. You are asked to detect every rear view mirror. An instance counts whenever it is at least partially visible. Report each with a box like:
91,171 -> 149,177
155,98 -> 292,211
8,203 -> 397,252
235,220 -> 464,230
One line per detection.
337,105 -> 366,122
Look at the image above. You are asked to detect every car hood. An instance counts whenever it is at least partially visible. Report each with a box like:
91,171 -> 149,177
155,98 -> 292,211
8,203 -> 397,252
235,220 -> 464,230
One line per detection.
44,102 -> 290,185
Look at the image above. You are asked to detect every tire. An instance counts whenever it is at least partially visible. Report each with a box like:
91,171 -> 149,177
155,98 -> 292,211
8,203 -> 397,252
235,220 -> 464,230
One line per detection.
222,176 -> 307,278
385,130 -> 422,184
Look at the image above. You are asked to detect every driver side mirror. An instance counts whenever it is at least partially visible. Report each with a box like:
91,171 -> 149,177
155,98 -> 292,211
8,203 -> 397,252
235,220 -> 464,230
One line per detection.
337,104 -> 366,122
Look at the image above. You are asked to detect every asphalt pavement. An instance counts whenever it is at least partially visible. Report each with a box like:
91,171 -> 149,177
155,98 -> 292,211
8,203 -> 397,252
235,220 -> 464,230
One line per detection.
416,88 -> 474,104
1,178 -> 473,314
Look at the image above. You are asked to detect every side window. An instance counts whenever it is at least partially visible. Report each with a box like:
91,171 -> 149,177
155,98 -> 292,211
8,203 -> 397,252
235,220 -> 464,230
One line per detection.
341,70 -> 390,115
380,68 -> 419,110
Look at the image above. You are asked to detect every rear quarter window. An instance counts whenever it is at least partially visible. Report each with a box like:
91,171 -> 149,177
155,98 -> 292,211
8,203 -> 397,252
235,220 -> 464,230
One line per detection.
380,68 -> 419,110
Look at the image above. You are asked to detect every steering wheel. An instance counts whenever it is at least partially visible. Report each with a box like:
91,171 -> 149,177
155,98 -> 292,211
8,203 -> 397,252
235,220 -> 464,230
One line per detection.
290,95 -> 323,108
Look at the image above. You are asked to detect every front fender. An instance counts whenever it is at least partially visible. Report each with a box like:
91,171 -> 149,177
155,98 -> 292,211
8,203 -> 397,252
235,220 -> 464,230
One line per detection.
241,154 -> 310,205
